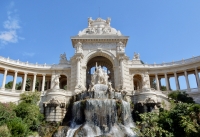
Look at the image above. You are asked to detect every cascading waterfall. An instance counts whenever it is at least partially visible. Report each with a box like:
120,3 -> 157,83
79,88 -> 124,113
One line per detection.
66,84 -> 137,137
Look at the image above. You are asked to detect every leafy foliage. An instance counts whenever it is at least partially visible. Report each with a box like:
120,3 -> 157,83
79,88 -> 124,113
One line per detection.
0,125 -> 11,137
0,103 -> 16,126
136,112 -> 173,137
20,91 -> 41,104
135,92 -> 200,137
7,117 -> 29,137
0,92 -> 44,137
168,91 -> 194,103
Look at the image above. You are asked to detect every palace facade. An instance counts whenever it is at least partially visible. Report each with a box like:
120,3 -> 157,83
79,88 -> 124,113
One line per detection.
0,18 -> 200,116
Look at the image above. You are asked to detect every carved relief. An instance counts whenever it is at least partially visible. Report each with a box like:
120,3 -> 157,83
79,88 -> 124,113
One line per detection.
75,42 -> 83,53
117,41 -> 125,52
82,43 -> 116,50
78,17 -> 121,36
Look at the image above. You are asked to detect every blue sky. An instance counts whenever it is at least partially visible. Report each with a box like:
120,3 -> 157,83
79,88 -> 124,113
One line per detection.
0,0 -> 200,89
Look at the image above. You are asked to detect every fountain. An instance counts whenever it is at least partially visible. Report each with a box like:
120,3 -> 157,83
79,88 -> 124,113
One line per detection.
65,63 -> 137,137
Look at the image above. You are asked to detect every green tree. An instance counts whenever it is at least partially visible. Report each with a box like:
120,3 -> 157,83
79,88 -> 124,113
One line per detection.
136,112 -> 173,137
168,91 -> 194,103
14,92 -> 43,132
5,81 -> 13,89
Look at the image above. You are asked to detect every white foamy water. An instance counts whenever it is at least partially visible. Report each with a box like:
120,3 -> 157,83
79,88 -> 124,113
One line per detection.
66,123 -> 82,137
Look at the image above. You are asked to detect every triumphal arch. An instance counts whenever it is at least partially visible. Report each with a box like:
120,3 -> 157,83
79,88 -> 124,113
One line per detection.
0,17 -> 200,121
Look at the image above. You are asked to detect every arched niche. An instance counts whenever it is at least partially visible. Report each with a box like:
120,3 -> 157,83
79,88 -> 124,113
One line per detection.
86,56 -> 114,89
59,75 -> 67,90
133,74 -> 142,91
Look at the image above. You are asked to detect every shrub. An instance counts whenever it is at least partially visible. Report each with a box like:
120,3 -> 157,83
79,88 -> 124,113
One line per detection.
20,91 -> 41,105
0,125 -> 11,137
7,117 -> 29,137
168,91 -> 194,103
0,103 -> 16,126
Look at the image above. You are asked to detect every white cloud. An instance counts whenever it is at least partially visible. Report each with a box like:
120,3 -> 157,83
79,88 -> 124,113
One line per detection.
23,52 -> 35,57
0,2 -> 22,46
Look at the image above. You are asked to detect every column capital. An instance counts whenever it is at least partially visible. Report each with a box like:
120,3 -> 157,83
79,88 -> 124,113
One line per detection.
42,74 -> 46,76
4,68 -> 9,71
184,70 -> 188,73
76,56 -> 82,61
33,73 -> 37,76
24,72 -> 28,75
14,70 -> 18,73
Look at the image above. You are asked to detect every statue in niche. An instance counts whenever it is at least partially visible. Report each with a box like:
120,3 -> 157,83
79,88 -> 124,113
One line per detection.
52,74 -> 60,89
90,62 -> 109,85
134,52 -> 140,60
60,52 -> 67,60
142,72 -> 150,89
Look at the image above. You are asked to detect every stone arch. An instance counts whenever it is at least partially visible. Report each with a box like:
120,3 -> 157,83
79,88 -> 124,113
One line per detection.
84,50 -> 115,66
86,54 -> 115,89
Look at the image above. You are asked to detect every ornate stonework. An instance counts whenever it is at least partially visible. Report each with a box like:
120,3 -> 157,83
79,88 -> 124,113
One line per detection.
0,17 -> 199,113
78,17 -> 121,36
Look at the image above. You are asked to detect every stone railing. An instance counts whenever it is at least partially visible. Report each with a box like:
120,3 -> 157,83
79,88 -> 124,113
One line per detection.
0,56 -> 52,68
0,88 -> 24,93
128,56 -> 200,67
180,88 -> 200,93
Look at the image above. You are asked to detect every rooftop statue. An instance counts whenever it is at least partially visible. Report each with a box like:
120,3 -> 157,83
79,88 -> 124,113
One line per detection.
78,17 -> 122,36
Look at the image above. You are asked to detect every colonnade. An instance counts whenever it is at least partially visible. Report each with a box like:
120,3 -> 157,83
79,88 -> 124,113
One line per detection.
151,68 -> 200,92
0,68 -> 51,92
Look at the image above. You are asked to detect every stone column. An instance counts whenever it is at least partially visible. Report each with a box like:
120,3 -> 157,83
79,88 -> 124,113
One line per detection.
1,69 -> 8,89
165,73 -> 169,91
22,72 -> 28,91
174,72 -> 180,90
32,73 -> 37,91
195,68 -> 200,88
42,74 -> 46,91
132,75 -> 135,90
46,80 -> 49,90
155,74 -> 160,90
38,78 -> 41,91
158,78 -> 162,88
76,57 -> 81,88
12,71 -> 18,91
119,57 -> 124,86
168,77 -> 171,90
184,71 -> 190,92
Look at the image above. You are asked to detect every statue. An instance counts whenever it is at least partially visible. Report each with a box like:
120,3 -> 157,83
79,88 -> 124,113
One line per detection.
142,72 -> 150,89
60,52 -> 67,60
106,17 -> 111,26
108,82 -> 113,92
134,52 -> 140,60
52,74 -> 60,89
90,62 -> 109,85
88,17 -> 93,27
